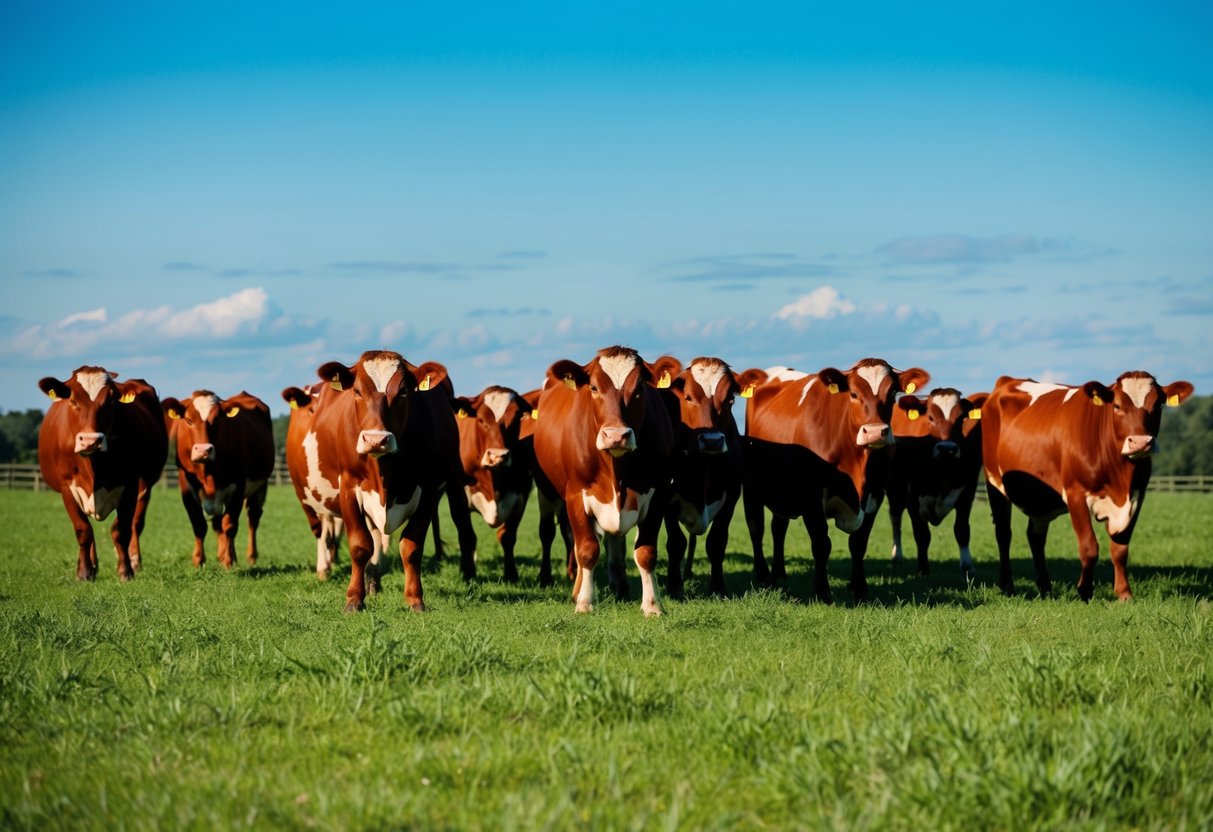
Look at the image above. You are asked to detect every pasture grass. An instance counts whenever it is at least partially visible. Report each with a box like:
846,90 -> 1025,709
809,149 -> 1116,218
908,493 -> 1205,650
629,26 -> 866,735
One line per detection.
1,485 -> 1211,830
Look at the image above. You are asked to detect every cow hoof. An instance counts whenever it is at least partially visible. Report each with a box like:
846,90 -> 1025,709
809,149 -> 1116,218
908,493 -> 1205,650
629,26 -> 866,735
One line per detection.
316,570 -> 329,582
574,601 -> 594,614
642,603 -> 663,617
406,600 -> 426,612
367,581 -> 381,597
342,600 -> 364,613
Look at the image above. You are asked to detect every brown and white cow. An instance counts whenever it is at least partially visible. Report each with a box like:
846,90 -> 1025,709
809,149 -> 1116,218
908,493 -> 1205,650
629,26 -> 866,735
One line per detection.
982,372 -> 1193,600
443,386 -> 535,582
532,346 -> 679,614
302,350 -> 462,611
519,387 -> 573,587
659,357 -> 744,598
740,359 -> 930,603
887,388 -> 988,576
282,383 -> 344,578
37,367 -> 168,581
162,390 -> 275,569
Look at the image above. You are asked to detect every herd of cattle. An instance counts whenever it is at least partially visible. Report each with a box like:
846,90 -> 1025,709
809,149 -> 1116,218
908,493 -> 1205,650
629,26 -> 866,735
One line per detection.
35,348 -> 1194,614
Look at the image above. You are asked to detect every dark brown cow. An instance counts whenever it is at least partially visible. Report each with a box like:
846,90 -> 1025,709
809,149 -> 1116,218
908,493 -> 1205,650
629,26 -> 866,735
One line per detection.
302,350 -> 463,612
162,390 -> 274,569
659,357 -> 744,598
445,386 -> 535,582
37,367 -> 168,580
887,388 -> 988,576
532,346 -> 679,614
982,372 -> 1193,600
740,359 -> 930,602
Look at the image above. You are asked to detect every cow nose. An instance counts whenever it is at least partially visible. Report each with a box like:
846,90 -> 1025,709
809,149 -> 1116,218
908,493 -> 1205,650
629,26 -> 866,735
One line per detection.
191,443 -> 216,463
357,430 -> 398,457
597,426 -> 636,456
933,441 -> 959,459
856,422 -> 891,448
1122,434 -> 1155,458
698,431 -> 728,455
482,448 -> 510,468
74,432 -> 107,455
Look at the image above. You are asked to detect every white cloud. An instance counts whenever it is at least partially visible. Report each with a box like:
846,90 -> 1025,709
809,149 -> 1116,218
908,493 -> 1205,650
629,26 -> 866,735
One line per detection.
772,286 -> 857,323
380,320 -> 409,343
160,287 -> 268,338
58,307 -> 107,327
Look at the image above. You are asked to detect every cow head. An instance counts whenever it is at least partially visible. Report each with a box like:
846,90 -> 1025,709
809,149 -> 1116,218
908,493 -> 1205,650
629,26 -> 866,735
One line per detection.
39,366 -> 145,457
453,390 -> 512,471
317,351 -> 447,458
1082,372 -> 1194,459
897,388 -> 987,460
669,356 -> 740,455
282,383 -> 322,415
822,358 -> 931,449
546,346 -> 679,457
162,391 -> 254,465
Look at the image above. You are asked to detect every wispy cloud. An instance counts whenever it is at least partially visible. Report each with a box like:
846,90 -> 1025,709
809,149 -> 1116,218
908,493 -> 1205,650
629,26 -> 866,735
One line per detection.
873,234 -> 1089,265
773,286 -> 857,323
327,261 -> 461,276
467,307 -> 551,318
24,268 -> 79,278
163,261 -> 206,271
660,253 -> 836,285
1163,295 -> 1213,316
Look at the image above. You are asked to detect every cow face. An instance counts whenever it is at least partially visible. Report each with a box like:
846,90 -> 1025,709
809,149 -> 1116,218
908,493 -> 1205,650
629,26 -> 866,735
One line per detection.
1083,372 -> 1194,459
825,358 -> 931,449
318,351 -> 447,458
671,357 -> 739,455
454,392 -> 511,471
39,366 -> 143,457
896,388 -> 985,460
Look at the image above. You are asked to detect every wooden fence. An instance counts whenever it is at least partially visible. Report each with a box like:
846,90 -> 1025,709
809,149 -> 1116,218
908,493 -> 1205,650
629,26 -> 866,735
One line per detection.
1,463 -> 1210,494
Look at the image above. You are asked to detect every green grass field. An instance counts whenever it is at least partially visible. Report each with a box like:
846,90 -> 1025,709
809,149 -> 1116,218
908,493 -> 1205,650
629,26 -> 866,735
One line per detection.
2,485 -> 1211,830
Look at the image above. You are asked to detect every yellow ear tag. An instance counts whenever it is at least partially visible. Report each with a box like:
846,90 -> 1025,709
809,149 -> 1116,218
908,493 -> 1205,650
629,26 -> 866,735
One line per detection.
740,385 -> 754,399
329,375 -> 343,392
419,373 -> 432,392
1092,395 -> 1104,406
1167,394 -> 1180,407
47,390 -> 59,401
119,392 -> 136,404
969,409 -> 982,421
827,383 -> 839,395
226,407 -> 239,418
563,375 -> 576,390
656,371 -> 671,389
288,399 -> 298,410
905,382 -> 916,394
530,409 -> 539,421
168,410 -> 181,420
456,409 -> 468,420
907,409 -> 919,421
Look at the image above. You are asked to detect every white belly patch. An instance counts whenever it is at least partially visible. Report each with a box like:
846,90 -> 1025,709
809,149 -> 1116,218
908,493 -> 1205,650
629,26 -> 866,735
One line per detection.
1086,491 -> 1140,536
70,482 -> 124,521
583,487 -> 654,536
825,494 -> 864,533
356,484 -> 422,535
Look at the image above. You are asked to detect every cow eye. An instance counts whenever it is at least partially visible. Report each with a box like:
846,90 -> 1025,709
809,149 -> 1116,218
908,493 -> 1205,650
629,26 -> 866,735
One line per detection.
590,384 -> 598,394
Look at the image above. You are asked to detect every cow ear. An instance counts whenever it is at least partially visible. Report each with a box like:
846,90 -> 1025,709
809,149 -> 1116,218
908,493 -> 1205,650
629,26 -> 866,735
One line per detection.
1082,381 -> 1114,406
1162,381 -> 1194,407
547,359 -> 589,391
38,377 -> 71,402
964,392 -> 989,421
219,398 -> 244,418
318,361 -> 355,392
282,387 -> 313,410
896,368 -> 931,396
162,398 -> 185,420
897,395 -> 924,420
409,361 -> 449,393
452,396 -> 474,420
648,356 -> 682,390
818,368 -> 847,394
735,369 -> 768,399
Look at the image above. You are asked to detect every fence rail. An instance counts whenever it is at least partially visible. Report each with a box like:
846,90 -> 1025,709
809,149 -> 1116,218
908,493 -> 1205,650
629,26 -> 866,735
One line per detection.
1,463 -> 1210,494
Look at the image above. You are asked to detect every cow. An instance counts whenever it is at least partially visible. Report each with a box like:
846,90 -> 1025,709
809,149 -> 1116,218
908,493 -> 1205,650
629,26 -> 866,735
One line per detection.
161,390 -> 275,569
659,356 -> 744,599
740,359 -> 930,603
440,386 -> 535,583
886,388 -> 988,576
981,372 -> 1193,601
519,387 -> 573,587
37,367 -> 168,581
301,350 -> 463,612
532,346 -> 679,614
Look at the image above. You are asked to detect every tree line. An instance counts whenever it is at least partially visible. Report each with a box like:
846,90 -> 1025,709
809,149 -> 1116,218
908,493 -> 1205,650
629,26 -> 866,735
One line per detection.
1,396 -> 1210,475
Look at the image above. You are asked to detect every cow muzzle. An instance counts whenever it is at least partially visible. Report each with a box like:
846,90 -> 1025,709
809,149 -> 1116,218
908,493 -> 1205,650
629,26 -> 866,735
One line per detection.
697,431 -> 728,455
597,426 -> 636,457
856,422 -> 892,448
74,432 -> 107,456
482,448 -> 510,468
1121,434 -> 1155,459
357,430 -> 398,457
933,441 -> 960,460
191,443 -> 216,463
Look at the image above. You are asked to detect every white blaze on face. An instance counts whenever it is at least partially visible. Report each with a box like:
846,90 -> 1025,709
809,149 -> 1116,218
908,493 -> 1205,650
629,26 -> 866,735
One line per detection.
599,353 -> 637,392
482,390 -> 514,422
1016,381 -> 1070,406
691,362 -> 726,399
856,364 -> 890,396
362,356 -> 401,393
932,392 -> 960,423
193,394 -> 219,422
1121,377 -> 1153,409
76,371 -> 109,401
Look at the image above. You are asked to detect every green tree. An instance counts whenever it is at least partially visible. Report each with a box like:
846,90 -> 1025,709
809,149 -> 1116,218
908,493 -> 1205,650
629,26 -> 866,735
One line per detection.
0,409 -> 43,463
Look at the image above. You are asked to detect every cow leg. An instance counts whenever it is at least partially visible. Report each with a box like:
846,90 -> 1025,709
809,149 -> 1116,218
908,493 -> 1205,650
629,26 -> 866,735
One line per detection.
1108,539 -> 1132,601
847,505 -> 882,601
605,533 -> 629,600
60,491 -> 98,581
634,506 -> 665,617
1064,496 -> 1100,602
446,488 -> 478,582
128,484 -> 152,571
987,482 -> 1016,595
110,488 -> 139,581
398,502 -> 435,612
907,501 -> 933,576
682,533 -> 697,581
430,506 -> 446,564
181,487 -> 209,568
953,488 -> 977,577
771,514 -> 790,582
1026,516 -> 1053,597
244,482 -> 268,565
218,487 -> 246,570
743,487 -> 771,587
498,522 -> 520,584
704,490 -> 739,597
565,502 -> 600,613
803,505 -> 833,604
663,507 -> 687,601
537,498 -> 558,588
889,498 -> 906,565
214,511 -> 236,570
367,530 -> 391,595
341,494 -> 375,612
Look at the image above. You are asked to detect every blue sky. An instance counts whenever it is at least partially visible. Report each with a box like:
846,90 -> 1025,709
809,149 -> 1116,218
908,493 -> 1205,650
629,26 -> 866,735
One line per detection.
2,1 -> 1211,414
